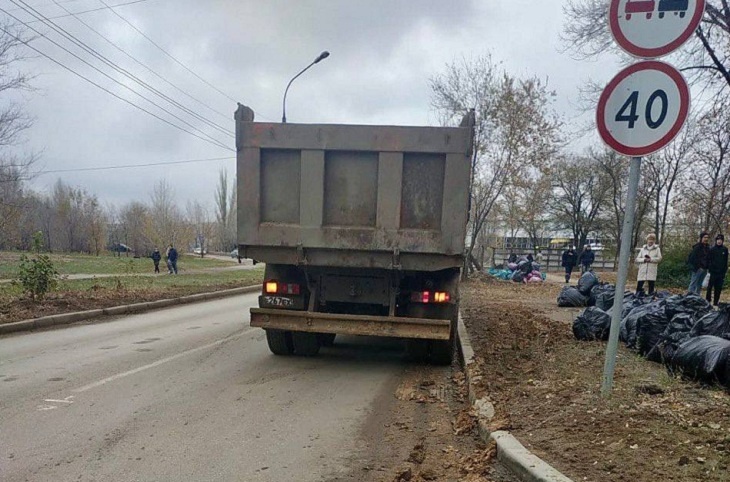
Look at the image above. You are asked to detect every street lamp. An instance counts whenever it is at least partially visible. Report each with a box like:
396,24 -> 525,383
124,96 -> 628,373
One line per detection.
281,51 -> 330,123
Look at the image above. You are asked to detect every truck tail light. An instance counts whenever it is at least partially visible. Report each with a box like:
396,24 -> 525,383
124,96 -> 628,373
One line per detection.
411,291 -> 450,303
264,281 -> 301,295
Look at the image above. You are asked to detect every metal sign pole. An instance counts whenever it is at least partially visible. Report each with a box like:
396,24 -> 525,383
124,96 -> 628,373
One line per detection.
602,155 -> 642,396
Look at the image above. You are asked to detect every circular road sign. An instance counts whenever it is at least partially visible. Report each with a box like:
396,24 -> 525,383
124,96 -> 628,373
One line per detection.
609,0 -> 706,58
597,60 -> 690,157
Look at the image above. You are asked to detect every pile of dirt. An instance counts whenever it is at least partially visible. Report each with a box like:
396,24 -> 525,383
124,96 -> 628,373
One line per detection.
0,283 -> 248,325
461,280 -> 730,482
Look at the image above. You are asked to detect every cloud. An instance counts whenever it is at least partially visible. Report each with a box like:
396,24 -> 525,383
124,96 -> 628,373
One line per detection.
13,0 -> 617,208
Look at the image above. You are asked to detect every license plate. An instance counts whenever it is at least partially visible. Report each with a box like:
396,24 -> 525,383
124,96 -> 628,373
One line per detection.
263,296 -> 294,307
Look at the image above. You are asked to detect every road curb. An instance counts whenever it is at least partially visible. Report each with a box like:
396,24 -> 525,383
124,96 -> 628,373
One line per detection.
0,285 -> 261,335
458,315 -> 574,482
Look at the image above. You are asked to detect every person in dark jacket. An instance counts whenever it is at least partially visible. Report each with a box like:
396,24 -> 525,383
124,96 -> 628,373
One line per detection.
151,248 -> 161,274
167,244 -> 179,275
688,232 -> 711,295
579,245 -> 595,273
561,247 -> 578,284
706,234 -> 728,306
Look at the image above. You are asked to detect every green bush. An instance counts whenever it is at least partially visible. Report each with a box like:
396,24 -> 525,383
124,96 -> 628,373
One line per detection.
657,240 -> 691,289
14,232 -> 59,301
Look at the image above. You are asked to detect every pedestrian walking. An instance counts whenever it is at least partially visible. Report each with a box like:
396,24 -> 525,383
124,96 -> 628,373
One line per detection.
151,248 -> 161,274
706,234 -> 728,306
562,246 -> 578,284
579,245 -> 595,273
635,233 -> 662,295
167,244 -> 179,275
687,232 -> 711,295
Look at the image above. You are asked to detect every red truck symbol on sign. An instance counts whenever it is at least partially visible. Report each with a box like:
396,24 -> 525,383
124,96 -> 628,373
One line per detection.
625,0 -> 656,20
624,0 -> 689,20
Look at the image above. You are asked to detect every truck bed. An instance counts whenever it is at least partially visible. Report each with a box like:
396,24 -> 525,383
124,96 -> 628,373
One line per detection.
236,105 -> 473,271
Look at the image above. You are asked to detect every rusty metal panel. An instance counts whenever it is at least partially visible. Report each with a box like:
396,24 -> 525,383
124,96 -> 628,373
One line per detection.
260,149 -> 301,224
250,308 -> 451,340
376,152 -> 403,230
400,153 -> 445,230
323,151 -> 379,227
300,150 -> 325,228
241,122 -> 471,154
441,153 -> 471,251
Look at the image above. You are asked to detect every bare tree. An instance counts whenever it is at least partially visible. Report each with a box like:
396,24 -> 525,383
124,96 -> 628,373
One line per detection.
682,100 -> 730,234
214,169 -> 229,251
644,123 -> 694,243
430,55 -> 562,274
186,200 -> 214,258
148,180 -> 185,250
592,148 -> 654,254
550,154 -> 610,250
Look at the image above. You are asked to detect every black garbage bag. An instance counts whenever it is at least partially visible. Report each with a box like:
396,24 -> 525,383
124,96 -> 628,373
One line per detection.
577,271 -> 599,295
637,306 -> 671,359
588,283 -> 613,307
671,335 -> 730,387
573,307 -> 611,341
691,304 -> 730,338
621,294 -> 652,320
647,313 -> 697,364
557,286 -> 588,307
665,294 -> 712,320
520,261 -> 533,274
511,270 -> 525,283
620,301 -> 665,349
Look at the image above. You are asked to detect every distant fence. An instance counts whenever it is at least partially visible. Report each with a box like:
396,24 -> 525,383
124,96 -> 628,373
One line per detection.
490,248 -> 616,272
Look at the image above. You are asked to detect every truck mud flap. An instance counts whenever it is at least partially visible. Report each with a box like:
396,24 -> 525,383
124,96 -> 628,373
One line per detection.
250,308 -> 451,341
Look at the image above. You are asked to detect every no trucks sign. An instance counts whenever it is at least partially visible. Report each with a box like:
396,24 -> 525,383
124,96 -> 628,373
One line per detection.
609,0 -> 706,58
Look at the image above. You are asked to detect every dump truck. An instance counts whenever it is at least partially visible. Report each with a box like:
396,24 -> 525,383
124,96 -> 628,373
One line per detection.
236,104 -> 474,364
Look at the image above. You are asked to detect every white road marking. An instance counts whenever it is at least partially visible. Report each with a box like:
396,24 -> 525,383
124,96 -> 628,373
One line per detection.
73,328 -> 257,393
44,396 -> 74,404
37,395 -> 75,411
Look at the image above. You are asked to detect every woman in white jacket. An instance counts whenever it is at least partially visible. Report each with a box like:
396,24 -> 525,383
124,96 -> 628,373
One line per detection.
636,233 -> 662,295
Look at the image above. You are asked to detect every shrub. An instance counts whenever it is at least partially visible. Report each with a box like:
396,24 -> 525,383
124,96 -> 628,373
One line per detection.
14,232 -> 59,301
657,239 -> 692,289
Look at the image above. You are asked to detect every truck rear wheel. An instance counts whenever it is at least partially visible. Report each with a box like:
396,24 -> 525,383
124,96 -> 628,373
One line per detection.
429,339 -> 454,366
317,333 -> 336,347
265,329 -> 294,356
292,332 -> 321,356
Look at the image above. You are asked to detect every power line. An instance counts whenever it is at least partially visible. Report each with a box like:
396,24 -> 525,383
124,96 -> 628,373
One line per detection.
99,0 -> 238,103
5,1 -> 234,150
37,155 -> 234,174
10,0 -> 232,145
98,0 -> 276,121
0,22 -> 233,151
50,0 -> 234,135
12,0 -> 152,25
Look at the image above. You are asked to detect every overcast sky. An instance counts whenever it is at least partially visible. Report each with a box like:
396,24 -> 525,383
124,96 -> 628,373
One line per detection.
8,0 -> 624,210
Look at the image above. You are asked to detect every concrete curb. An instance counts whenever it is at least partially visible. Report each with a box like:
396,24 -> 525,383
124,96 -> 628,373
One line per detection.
458,315 -> 574,482
0,285 -> 261,335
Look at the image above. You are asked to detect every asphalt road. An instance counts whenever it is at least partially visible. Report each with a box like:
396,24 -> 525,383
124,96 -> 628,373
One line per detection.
0,293 -> 417,482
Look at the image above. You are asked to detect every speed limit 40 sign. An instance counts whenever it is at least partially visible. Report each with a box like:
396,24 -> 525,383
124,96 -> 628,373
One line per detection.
597,60 -> 690,157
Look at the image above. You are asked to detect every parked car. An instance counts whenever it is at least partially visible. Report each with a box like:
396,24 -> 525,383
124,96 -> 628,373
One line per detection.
193,247 -> 207,255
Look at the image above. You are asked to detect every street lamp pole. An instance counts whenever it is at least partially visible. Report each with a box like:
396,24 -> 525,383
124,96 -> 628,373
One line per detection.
282,51 -> 330,123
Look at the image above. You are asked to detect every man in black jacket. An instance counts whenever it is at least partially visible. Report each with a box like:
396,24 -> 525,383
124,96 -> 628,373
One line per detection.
688,232 -> 711,295
151,248 -> 161,274
706,234 -> 728,306
562,247 -> 578,284
579,245 -> 595,274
